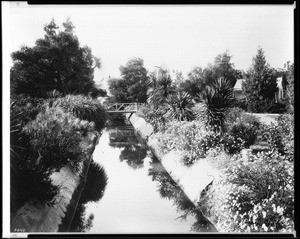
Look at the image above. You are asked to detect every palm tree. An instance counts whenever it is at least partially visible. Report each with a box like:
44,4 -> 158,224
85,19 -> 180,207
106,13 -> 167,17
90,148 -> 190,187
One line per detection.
194,77 -> 235,132
147,74 -> 176,108
165,91 -> 194,121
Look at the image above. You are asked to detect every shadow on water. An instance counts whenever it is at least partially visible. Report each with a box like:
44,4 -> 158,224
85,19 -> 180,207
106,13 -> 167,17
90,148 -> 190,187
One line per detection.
68,161 -> 108,232
148,154 -> 217,232
119,144 -> 147,170
107,120 -> 148,170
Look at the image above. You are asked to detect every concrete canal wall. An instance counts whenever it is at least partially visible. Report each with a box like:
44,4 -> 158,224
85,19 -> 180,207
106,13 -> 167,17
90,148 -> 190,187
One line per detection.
10,132 -> 99,234
126,113 -> 218,208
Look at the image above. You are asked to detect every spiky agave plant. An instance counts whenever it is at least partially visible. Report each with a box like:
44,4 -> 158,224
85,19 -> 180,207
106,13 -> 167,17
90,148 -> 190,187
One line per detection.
147,75 -> 176,108
165,91 -> 194,121
194,77 -> 236,132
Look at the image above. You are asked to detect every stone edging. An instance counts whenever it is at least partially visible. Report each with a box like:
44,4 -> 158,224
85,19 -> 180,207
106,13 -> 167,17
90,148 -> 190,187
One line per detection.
10,132 -> 99,234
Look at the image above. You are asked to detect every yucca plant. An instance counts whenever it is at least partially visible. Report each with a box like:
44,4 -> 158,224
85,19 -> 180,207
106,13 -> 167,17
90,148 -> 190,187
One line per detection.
165,91 -> 194,121
194,77 -> 236,132
52,94 -> 108,130
147,75 -> 176,108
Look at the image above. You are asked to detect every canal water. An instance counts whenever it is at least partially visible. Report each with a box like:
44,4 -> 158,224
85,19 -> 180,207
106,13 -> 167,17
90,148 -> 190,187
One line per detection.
67,121 -> 215,233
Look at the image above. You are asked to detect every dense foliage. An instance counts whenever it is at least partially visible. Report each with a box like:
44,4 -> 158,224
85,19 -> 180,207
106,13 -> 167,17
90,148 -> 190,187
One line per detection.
108,58 -> 148,103
23,107 -> 92,173
157,121 -> 244,165
203,51 -> 242,88
10,19 -> 102,98
10,97 -> 58,211
10,18 -> 107,213
107,78 -> 129,103
260,114 -> 294,161
52,94 -> 108,130
181,66 -> 207,98
10,93 -> 107,212
225,108 -> 261,148
199,150 -> 294,232
137,104 -> 170,132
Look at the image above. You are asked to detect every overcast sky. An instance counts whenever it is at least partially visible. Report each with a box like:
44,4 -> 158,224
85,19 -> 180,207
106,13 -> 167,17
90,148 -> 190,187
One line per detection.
5,2 -> 295,87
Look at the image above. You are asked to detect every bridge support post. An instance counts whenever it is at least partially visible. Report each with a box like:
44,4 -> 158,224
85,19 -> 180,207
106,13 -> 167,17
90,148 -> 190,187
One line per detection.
128,112 -> 133,120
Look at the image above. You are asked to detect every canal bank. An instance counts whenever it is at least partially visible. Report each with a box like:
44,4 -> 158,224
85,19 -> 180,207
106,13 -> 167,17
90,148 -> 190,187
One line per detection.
126,113 -> 218,228
68,124 -> 217,233
10,131 -> 99,234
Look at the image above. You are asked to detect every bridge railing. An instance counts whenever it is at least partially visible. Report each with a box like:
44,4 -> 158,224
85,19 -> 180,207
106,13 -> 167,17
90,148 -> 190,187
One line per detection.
104,103 -> 138,112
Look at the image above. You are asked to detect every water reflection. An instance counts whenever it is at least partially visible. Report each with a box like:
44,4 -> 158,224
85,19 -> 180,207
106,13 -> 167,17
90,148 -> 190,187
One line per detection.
108,127 -> 138,147
148,155 -> 217,232
69,161 -> 108,232
107,125 -> 147,170
119,144 -> 147,170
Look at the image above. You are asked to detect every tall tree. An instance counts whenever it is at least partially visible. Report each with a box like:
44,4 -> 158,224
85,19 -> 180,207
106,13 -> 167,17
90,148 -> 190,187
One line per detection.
181,53 -> 241,100
242,47 -> 278,113
119,58 -> 149,103
204,51 -> 241,87
10,18 -> 102,98
182,66 -> 207,98
107,78 -> 129,103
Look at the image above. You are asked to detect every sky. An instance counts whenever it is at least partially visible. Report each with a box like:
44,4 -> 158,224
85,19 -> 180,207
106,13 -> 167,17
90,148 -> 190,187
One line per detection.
4,2 -> 294,88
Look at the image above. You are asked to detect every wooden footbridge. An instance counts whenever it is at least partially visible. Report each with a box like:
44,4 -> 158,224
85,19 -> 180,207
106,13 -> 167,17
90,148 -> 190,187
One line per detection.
104,103 -> 138,120
105,103 -> 138,114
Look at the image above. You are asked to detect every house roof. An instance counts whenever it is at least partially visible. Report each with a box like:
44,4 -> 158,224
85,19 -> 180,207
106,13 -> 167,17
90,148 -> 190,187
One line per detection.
234,79 -> 244,91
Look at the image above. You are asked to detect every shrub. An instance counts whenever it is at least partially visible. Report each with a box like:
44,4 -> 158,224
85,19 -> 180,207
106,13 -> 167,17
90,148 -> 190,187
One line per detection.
241,113 -> 261,129
23,107 -> 93,174
137,104 -> 169,132
221,133 -> 245,155
157,121 -> 244,165
261,114 -> 294,161
229,123 -> 257,148
276,114 -> 294,160
52,94 -> 108,130
224,107 -> 244,125
226,151 -> 294,232
268,102 -> 287,114
199,151 -> 294,232
10,94 -> 46,127
11,94 -> 102,212
225,109 -> 261,148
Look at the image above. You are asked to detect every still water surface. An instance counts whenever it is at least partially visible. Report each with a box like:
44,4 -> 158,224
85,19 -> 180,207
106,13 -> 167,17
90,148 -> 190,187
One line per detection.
68,123 -> 213,233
